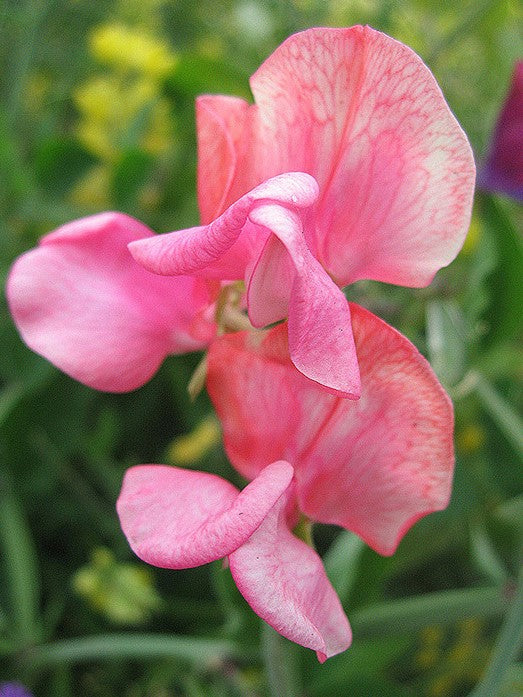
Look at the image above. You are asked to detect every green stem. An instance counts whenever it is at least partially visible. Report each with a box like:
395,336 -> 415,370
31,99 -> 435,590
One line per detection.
468,569 -> 523,697
262,623 -> 301,697
0,465 -> 41,645
25,633 -> 246,669
351,585 -> 508,639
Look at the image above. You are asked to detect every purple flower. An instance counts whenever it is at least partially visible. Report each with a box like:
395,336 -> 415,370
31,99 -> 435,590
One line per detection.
478,60 -> 523,202
0,684 -> 33,697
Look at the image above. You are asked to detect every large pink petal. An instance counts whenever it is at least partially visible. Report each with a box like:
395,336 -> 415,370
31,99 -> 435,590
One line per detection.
117,461 -> 294,569
7,213 -> 215,392
128,172 -> 318,281
229,483 -> 351,662
207,304 -> 454,555
198,26 -> 475,287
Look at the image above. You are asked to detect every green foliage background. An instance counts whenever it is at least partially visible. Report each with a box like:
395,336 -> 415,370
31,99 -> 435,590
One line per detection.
0,1 -> 521,695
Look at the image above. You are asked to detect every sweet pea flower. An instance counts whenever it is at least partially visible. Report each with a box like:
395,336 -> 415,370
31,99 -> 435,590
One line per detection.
477,60 -> 523,202
129,25 -> 475,398
7,213 -> 215,391
117,303 -> 454,660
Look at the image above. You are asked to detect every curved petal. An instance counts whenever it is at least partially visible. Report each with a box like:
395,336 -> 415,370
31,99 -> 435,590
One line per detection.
247,203 -> 360,398
117,461 -> 294,569
7,213 -> 215,392
128,172 -> 318,280
196,95 -> 255,224
199,26 -> 475,287
207,304 -> 454,555
229,483 -> 351,662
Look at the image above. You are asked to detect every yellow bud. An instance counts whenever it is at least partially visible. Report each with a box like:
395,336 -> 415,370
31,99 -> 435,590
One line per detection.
72,547 -> 161,624
457,424 -> 486,453
168,416 -> 221,465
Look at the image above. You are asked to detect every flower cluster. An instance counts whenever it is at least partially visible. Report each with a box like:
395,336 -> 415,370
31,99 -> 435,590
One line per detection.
7,26 -> 475,660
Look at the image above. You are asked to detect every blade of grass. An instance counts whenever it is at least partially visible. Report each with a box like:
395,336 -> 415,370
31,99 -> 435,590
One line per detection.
262,623 -> 301,697
0,465 -> 41,645
323,530 -> 365,606
351,585 -> 508,639
473,372 -> 523,459
468,567 -> 523,697
27,633 -> 248,668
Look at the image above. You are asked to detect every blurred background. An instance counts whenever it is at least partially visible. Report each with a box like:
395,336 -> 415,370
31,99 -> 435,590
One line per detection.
0,1 -> 521,695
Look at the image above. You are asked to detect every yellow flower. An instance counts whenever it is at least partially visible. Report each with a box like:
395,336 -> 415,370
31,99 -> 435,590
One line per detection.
89,23 -> 177,79
168,416 -> 222,466
73,548 -> 161,624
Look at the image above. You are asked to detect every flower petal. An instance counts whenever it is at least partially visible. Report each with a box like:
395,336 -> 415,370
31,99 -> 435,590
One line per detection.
229,483 -> 351,662
199,26 -> 475,287
117,461 -> 294,569
247,203 -> 360,398
477,60 -> 523,202
127,172 -> 318,280
207,304 -> 454,555
7,213 -> 214,392
196,95 -> 255,224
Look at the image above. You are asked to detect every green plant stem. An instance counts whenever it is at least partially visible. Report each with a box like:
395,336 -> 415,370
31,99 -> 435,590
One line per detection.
262,623 -> 301,697
25,633 -> 247,669
468,568 -> 523,697
473,372 -> 523,459
351,585 -> 508,639
0,465 -> 41,645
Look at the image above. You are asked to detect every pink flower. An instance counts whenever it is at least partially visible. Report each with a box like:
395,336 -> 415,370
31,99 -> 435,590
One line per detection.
478,60 -> 523,202
129,25 -> 475,398
117,303 -> 454,660
7,213 -> 216,391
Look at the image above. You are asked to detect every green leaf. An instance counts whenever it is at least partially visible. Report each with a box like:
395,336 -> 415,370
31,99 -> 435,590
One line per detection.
26,633 -> 247,668
426,299 -> 468,388
473,372 -> 523,460
0,466 -> 41,645
166,53 -> 250,101
351,586 -> 507,639
323,530 -> 366,606
469,522 -> 508,584
468,567 -> 523,697
479,195 -> 523,346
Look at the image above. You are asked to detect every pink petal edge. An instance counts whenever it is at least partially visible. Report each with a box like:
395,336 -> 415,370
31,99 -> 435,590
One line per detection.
206,303 -> 454,555
117,461 -> 294,569
229,483 -> 352,662
7,212 -> 214,392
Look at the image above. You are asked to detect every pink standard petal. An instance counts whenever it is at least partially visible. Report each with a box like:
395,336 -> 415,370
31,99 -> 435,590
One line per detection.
207,304 -> 454,555
229,484 -> 351,662
196,95 -> 255,224
197,26 -> 475,287
7,213 -> 215,392
117,461 -> 294,569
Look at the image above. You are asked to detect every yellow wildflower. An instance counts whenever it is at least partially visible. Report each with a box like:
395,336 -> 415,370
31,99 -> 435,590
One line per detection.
168,416 -> 222,466
73,548 -> 161,624
89,23 -> 177,79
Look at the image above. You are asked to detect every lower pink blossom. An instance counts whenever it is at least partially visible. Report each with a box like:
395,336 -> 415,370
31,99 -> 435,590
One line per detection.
117,301 -> 454,659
